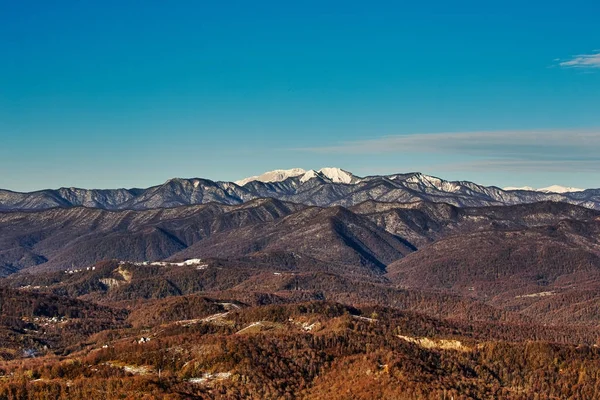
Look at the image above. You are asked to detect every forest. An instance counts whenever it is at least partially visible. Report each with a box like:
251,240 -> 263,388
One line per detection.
1,292 -> 600,399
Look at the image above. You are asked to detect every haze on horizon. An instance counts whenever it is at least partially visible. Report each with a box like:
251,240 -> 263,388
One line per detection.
1,1 -> 599,192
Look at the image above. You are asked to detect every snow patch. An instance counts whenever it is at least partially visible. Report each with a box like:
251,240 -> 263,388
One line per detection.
503,186 -> 536,191
515,291 -> 555,299
189,372 -> 232,384
301,322 -> 318,331
404,173 -> 460,193
397,335 -> 470,351
106,362 -> 153,375
122,259 -> 207,268
99,278 -> 122,289
176,311 -> 230,327
236,321 -> 264,334
353,315 -> 378,323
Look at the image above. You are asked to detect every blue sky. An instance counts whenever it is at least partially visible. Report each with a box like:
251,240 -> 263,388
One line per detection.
1,0 -> 599,191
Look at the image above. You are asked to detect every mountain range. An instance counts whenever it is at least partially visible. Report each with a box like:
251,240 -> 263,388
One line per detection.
2,167 -> 599,211
3,194 -> 600,312
3,168 -> 600,398
2,167 -> 599,280
2,197 -> 599,330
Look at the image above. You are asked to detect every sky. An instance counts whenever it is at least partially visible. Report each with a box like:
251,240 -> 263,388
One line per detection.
1,0 -> 600,191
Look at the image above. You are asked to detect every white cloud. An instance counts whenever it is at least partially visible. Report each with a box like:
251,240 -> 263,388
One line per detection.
297,129 -> 600,172
559,52 -> 600,69
299,129 -> 600,156
438,159 -> 600,173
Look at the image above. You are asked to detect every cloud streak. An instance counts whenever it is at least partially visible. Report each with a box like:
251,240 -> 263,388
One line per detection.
439,159 -> 600,173
297,129 -> 600,173
559,52 -> 600,69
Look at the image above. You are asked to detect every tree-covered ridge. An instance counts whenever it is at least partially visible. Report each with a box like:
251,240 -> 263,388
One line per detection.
1,300 -> 600,399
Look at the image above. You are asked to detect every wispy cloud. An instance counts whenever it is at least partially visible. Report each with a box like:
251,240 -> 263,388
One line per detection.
297,129 -> 600,173
439,159 -> 600,173
558,51 -> 600,69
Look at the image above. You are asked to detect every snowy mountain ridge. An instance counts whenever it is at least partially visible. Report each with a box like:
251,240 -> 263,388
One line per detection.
236,167 -> 359,186
235,168 -> 307,186
1,168 -> 598,212
504,185 -> 584,194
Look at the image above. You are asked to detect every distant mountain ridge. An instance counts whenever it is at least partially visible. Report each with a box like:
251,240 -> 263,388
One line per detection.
504,185 -> 585,193
235,168 -> 307,186
1,168 -> 599,211
235,167 -> 359,185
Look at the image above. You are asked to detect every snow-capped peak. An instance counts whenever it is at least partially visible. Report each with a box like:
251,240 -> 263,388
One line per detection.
537,185 -> 584,194
235,168 -> 306,186
503,185 -> 584,194
236,167 -> 360,185
317,167 -> 355,184
300,168 -> 358,184
299,169 -> 319,183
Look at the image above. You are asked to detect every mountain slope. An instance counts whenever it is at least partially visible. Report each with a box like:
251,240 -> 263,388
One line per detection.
386,218 -> 600,303
0,199 -> 417,275
2,198 -> 599,278
353,200 -> 600,247
172,205 -> 414,275
0,199 -> 304,275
